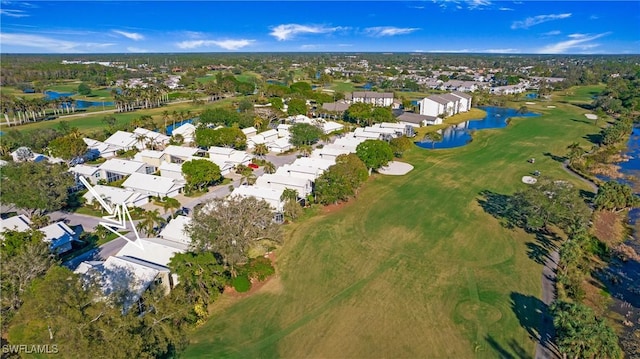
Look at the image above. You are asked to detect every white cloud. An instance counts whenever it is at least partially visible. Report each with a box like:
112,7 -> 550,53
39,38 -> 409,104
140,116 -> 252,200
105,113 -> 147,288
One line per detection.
112,30 -> 144,41
0,33 -> 113,52
590,15 -> 599,20
176,39 -> 254,50
364,26 -> 420,37
542,30 -> 561,36
0,9 -> 28,17
433,0 -> 492,10
269,24 -> 343,41
537,32 -> 610,54
498,7 -> 513,11
425,49 -> 472,53
511,13 -> 571,29
483,48 -> 519,53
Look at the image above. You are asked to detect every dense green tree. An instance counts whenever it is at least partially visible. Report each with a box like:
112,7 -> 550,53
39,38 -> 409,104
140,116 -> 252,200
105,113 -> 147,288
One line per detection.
195,127 -> 246,149
48,134 -> 88,161
344,102 -> 372,125
356,139 -> 394,174
289,123 -> 323,147
290,81 -> 312,94
551,300 -> 622,359
199,107 -> 240,127
0,161 -> 75,216
238,98 -> 253,113
287,98 -> 308,116
169,252 -> 229,306
370,106 -> 394,125
389,136 -> 413,157
269,97 -> 284,110
135,209 -> 166,237
187,196 -> 280,271
182,159 -> 222,192
77,82 -> 91,95
593,180 -> 639,212
314,154 -> 368,205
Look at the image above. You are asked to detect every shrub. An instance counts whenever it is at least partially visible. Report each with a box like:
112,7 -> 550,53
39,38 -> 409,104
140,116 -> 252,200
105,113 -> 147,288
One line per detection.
231,275 -> 251,292
244,256 -> 275,281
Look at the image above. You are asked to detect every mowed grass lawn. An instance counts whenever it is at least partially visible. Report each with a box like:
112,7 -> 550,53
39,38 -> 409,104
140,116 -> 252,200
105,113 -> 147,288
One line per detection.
184,101 -> 600,358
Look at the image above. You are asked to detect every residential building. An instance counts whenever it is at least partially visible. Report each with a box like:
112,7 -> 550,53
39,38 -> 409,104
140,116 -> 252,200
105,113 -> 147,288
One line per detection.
104,131 -> 138,151
39,221 -> 81,254
347,91 -> 394,107
122,173 -> 183,198
163,145 -> 201,164
396,112 -> 442,127
241,126 -> 258,139
171,123 -> 196,144
83,185 -> 149,208
83,138 -> 119,158
267,137 -> 293,154
133,128 -> 170,149
98,159 -> 152,183
133,150 -> 166,168
255,174 -> 313,198
230,185 -> 284,212
275,164 -> 324,182
158,216 -> 192,245
69,164 -> 101,185
159,162 -> 185,182
208,147 -> 253,167
0,214 -> 32,235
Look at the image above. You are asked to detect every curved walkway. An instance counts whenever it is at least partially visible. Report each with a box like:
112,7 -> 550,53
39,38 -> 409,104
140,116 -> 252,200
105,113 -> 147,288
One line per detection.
561,160 -> 599,193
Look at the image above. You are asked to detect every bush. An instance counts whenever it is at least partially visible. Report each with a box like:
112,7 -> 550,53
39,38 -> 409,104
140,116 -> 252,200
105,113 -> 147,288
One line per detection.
244,256 -> 275,281
231,275 -> 251,292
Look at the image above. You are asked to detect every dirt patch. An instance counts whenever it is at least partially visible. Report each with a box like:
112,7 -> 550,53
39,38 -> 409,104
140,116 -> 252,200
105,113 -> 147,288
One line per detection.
322,201 -> 352,214
592,210 -> 627,246
589,163 -> 624,179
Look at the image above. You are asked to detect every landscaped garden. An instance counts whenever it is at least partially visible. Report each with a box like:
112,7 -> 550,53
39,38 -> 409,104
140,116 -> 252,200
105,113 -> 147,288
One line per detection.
184,97 -> 604,358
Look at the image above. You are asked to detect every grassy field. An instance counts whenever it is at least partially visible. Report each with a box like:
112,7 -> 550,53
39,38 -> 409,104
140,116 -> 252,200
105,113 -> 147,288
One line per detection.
330,81 -> 357,93
184,97 -> 602,358
554,84 -> 605,104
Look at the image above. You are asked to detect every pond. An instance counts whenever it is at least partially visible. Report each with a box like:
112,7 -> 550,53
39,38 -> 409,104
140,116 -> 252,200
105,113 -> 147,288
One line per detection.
416,106 -> 539,149
44,90 -> 114,109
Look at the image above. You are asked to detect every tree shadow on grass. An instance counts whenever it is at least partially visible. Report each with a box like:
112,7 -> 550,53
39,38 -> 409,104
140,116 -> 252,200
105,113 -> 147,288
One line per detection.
476,190 -> 518,229
485,335 -> 532,359
583,133 -> 602,146
526,230 -> 559,265
543,152 -> 566,163
510,292 -> 556,354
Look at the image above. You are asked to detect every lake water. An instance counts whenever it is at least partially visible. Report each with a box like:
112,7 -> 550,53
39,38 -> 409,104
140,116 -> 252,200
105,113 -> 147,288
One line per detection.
416,106 -> 539,149
44,90 -> 114,109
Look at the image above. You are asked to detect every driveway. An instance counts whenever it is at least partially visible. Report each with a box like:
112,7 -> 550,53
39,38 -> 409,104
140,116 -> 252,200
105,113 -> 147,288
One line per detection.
63,236 -> 130,270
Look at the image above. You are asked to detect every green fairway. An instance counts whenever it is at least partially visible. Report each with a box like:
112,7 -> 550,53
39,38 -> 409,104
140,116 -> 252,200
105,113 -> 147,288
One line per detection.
555,84 -> 605,104
330,81 -> 357,93
184,99 -> 601,358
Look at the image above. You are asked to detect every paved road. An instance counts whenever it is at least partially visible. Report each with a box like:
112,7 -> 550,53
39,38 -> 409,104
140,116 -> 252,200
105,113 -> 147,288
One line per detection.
63,236 -> 129,270
536,250 -> 561,359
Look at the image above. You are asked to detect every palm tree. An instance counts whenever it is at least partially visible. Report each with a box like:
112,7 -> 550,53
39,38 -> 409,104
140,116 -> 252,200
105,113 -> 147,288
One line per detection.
253,143 -> 268,158
263,161 -> 276,174
298,144 -> 313,157
566,142 -> 583,163
281,188 -> 299,202
253,116 -> 263,130
161,197 -> 181,218
135,209 -> 166,237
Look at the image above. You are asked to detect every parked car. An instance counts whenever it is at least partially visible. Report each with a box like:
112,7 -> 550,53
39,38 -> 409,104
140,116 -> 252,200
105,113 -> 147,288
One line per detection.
248,163 -> 259,169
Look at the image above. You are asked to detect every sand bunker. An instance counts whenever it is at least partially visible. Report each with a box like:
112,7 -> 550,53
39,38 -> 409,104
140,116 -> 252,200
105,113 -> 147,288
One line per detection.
378,161 -> 414,175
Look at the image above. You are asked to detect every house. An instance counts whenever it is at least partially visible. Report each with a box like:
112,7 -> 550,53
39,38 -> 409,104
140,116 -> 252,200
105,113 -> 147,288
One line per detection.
451,91 -> 472,112
158,216 -> 192,245
379,122 -> 414,137
230,185 -> 285,212
332,136 -> 366,152
241,126 -> 258,139
163,145 -> 201,164
83,185 -> 149,208
122,173 -> 183,198
312,146 -> 351,162
321,101 -> 350,114
347,91 -> 394,107
255,174 -> 313,198
39,221 -> 81,254
286,115 -> 313,124
277,124 -> 291,138
133,150 -> 166,168
159,162 -> 185,182
267,137 -> 293,154
363,125 -> 399,140
317,120 -> 344,135
104,131 -> 138,151
171,123 -> 196,144
275,164 -> 324,182
98,159 -> 152,183
292,157 -> 336,171
257,129 -> 278,143
396,112 -> 442,127
0,214 -> 32,235
133,128 -> 170,149
69,164 -> 101,185
353,127 -> 382,140
208,147 -> 253,167
116,237 -> 189,268
84,138 -> 119,158
76,256 -> 172,313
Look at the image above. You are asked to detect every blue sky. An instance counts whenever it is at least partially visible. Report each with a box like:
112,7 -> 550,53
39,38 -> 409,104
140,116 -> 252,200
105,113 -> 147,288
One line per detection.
0,1 -> 638,54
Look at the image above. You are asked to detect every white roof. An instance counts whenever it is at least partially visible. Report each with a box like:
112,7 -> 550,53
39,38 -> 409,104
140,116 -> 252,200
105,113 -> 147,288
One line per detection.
69,164 -> 99,176
172,123 -> 196,136
159,162 -> 183,173
104,131 -> 137,148
133,128 -> 170,143
116,237 -> 188,267
208,146 -> 236,156
353,128 -> 381,139
100,256 -> 165,311
256,173 -> 311,188
318,146 -> 352,157
276,164 -> 323,176
292,157 -> 335,170
322,121 -> 344,132
163,145 -> 200,158
99,158 -> 146,175
231,185 -> 284,204
123,173 -> 180,193
248,135 -> 266,145
137,149 -> 164,159
268,137 -> 292,149
379,122 -> 407,130
158,216 -> 192,244
39,221 -> 75,242
364,126 -> 396,135
0,214 -> 32,233
277,124 -> 291,130
258,129 -> 278,138
241,126 -> 257,135
82,185 -> 143,205
287,115 -> 313,124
